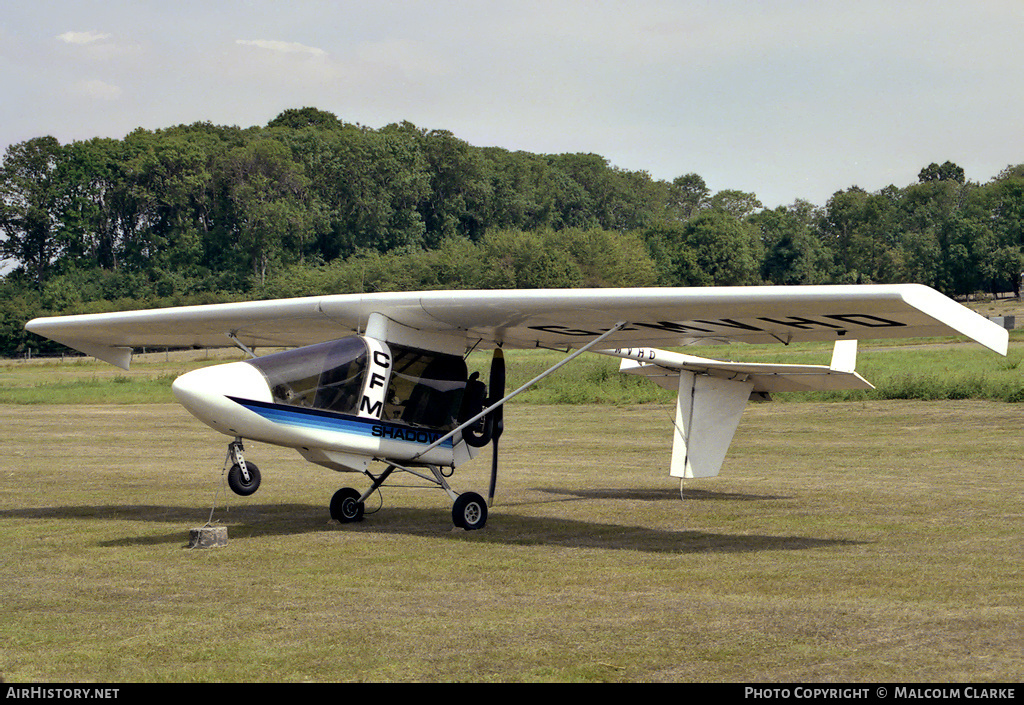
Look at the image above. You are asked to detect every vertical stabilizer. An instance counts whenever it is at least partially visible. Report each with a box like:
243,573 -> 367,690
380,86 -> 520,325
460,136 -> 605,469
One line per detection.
830,339 -> 858,373
671,372 -> 753,479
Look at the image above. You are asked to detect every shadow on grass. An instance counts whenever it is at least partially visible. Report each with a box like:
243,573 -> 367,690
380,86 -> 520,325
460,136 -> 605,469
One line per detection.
532,486 -> 789,502
1,498 -> 861,554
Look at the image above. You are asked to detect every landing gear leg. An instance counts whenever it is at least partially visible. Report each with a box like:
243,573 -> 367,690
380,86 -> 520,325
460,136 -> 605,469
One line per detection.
329,461 -> 488,530
329,465 -> 397,523
226,438 -> 261,496
422,465 -> 488,530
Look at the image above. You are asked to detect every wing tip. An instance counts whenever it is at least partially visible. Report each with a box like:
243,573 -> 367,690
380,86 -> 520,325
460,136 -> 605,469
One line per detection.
25,318 -> 134,370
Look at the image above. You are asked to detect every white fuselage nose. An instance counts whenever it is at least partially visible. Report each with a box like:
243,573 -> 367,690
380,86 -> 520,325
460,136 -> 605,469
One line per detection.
170,357 -> 470,472
171,362 -> 273,437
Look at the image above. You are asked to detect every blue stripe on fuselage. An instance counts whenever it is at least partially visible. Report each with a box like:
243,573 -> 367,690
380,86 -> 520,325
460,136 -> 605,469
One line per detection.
227,397 -> 454,448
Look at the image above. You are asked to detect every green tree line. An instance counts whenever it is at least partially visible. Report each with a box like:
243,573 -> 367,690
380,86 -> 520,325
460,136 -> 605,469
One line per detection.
3,107 -> 1023,355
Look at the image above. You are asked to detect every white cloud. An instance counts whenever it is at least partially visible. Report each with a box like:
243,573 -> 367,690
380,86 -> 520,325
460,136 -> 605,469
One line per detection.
57,31 -> 112,45
235,40 -> 326,57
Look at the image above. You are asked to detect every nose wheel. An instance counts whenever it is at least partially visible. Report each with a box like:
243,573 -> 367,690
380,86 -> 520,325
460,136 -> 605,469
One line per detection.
226,439 -> 261,496
227,462 -> 261,496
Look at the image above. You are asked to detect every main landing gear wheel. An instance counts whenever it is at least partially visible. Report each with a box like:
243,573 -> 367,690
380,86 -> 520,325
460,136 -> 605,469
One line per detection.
452,492 -> 487,531
227,462 -> 261,496
330,487 -> 365,523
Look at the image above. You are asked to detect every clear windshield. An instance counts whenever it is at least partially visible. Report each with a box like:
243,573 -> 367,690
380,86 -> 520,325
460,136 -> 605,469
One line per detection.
245,337 -> 468,430
247,337 -> 368,415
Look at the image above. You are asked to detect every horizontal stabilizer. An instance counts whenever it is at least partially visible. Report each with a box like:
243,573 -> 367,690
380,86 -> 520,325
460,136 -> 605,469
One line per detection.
608,341 -> 874,393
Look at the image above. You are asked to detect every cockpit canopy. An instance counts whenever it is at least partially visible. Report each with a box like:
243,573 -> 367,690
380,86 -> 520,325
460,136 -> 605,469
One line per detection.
246,336 -> 469,431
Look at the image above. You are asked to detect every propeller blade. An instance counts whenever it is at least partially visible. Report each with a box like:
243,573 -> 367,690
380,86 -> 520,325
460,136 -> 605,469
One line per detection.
487,348 -> 505,506
489,348 -> 505,440
488,438 -> 499,506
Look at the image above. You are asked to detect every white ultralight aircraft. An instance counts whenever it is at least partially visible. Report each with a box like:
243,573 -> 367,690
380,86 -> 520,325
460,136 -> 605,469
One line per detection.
25,284 -> 1008,530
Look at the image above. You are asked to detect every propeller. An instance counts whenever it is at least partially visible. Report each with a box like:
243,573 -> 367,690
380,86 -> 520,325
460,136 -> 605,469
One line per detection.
459,349 -> 505,506
486,348 -> 505,506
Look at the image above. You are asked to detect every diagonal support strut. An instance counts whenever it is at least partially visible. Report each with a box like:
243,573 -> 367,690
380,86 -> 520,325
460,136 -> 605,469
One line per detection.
412,321 -> 629,460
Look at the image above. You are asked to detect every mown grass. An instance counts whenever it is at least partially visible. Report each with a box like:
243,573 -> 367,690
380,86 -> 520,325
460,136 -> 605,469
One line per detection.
1,401 -> 1021,682
0,373 -> 182,405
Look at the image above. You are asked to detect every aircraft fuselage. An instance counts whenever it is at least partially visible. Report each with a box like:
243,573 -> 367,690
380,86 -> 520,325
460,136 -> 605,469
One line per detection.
171,335 -> 479,472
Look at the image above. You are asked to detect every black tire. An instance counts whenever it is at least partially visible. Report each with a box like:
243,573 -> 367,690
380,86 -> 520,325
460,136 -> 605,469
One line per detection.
330,487 -> 364,523
452,492 -> 487,531
227,462 -> 261,496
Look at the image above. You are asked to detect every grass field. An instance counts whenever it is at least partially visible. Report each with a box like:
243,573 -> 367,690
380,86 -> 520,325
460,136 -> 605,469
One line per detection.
1,391 -> 1022,681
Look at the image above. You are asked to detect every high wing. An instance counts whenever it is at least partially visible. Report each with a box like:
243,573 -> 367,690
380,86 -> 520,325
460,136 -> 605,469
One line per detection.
25,284 -> 1008,369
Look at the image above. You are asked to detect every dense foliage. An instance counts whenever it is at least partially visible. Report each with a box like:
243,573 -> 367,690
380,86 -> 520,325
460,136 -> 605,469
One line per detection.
3,107 -> 1023,355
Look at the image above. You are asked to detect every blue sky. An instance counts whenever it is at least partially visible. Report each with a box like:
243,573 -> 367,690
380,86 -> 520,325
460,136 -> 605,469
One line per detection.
2,0 -> 1022,208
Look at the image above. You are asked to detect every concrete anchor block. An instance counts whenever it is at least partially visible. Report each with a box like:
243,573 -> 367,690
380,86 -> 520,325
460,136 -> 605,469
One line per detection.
188,526 -> 228,549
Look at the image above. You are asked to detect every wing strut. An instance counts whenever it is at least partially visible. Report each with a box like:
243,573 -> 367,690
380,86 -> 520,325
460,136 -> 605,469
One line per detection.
227,332 -> 258,359
412,321 -> 628,461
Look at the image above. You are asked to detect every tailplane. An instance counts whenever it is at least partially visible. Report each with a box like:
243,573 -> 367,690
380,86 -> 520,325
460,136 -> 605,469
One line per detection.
606,341 -> 873,478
